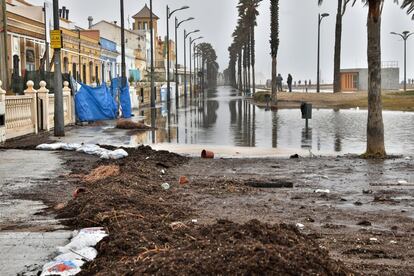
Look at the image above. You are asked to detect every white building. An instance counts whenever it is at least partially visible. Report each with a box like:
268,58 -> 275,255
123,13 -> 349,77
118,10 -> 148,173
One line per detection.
90,20 -> 147,79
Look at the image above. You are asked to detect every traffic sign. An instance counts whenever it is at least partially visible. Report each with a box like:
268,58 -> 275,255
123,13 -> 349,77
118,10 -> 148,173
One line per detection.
50,30 -> 63,49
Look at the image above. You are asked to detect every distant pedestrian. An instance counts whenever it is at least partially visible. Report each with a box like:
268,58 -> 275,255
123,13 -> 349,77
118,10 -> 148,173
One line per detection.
309,79 -> 312,87
276,74 -> 283,92
298,80 -> 301,86
287,74 -> 293,92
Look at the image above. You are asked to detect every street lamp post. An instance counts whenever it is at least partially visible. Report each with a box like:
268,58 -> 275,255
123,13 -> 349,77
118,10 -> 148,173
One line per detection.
190,36 -> 203,98
317,13 -> 329,93
184,29 -> 199,99
175,17 -> 194,104
120,0 -> 126,88
391,31 -> 414,92
149,0 -> 155,108
166,5 -> 189,104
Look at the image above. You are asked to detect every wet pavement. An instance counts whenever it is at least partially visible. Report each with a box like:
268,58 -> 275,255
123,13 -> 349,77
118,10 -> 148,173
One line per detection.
0,150 -> 72,275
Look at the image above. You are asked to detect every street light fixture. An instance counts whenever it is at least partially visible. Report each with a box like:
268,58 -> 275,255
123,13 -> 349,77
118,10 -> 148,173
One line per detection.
184,29 -> 200,98
175,17 -> 194,104
190,36 -> 203,97
317,12 -> 329,93
166,5 -> 189,104
391,31 -> 414,92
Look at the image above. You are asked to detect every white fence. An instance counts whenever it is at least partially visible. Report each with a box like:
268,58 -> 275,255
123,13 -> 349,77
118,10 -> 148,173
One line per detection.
0,80 -> 75,142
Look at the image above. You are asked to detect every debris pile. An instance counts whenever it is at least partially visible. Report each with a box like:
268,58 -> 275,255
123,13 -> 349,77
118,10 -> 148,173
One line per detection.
57,146 -> 353,275
115,119 -> 152,130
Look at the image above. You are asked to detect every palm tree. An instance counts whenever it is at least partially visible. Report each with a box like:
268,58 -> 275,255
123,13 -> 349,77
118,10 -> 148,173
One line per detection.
198,42 -> 219,88
227,0 -> 262,94
245,0 -> 262,95
319,0 -> 351,93
270,0 -> 280,104
319,0 -> 414,157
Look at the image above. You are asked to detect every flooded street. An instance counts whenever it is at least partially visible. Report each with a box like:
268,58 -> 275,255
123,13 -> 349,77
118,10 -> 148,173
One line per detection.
135,86 -> 414,155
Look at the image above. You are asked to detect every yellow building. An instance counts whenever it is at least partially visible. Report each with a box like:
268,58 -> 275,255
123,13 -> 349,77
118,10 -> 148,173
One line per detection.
0,0 -> 102,93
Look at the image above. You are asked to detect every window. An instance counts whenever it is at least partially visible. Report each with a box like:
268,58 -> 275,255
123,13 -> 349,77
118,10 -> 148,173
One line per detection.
143,22 -> 148,30
101,63 -> 105,83
95,65 -> 99,84
82,64 -> 86,83
13,55 -> 20,76
63,57 -> 69,73
72,63 -> 77,80
89,61 -> 94,83
26,49 -> 35,71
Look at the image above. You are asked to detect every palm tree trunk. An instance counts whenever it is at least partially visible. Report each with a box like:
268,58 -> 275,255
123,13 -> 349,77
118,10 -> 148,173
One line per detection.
333,0 -> 343,93
251,24 -> 256,95
271,56 -> 277,103
247,35 -> 251,94
238,51 -> 242,91
243,45 -> 247,93
365,1 -> 386,157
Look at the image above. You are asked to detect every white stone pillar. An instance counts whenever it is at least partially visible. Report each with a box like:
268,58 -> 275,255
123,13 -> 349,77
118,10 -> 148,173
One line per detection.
130,82 -> 139,110
0,80 -> 6,143
37,81 -> 50,131
24,81 -> 38,134
63,81 -> 73,124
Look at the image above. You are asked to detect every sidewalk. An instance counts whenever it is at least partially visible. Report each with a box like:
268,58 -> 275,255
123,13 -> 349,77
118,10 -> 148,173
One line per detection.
0,150 -> 72,275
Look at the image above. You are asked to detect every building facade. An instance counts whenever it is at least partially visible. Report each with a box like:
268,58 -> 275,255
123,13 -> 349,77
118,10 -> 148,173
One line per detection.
340,62 -> 400,92
0,0 -> 103,92
90,20 -> 146,81
100,37 -> 118,83
132,4 -> 175,81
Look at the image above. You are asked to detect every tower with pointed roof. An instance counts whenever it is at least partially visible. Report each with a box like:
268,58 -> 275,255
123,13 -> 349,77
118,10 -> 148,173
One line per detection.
132,4 -> 159,38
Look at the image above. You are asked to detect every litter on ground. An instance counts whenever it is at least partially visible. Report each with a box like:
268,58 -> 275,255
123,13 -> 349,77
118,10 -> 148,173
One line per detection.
36,143 -> 128,160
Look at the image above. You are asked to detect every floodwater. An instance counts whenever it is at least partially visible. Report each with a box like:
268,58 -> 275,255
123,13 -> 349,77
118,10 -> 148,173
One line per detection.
134,86 -> 414,155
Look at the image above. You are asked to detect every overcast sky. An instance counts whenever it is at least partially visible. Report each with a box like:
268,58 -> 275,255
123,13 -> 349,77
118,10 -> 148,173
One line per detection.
29,0 -> 414,84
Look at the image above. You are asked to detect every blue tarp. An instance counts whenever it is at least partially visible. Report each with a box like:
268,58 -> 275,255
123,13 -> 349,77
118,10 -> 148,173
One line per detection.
75,83 -> 117,122
111,78 -> 132,119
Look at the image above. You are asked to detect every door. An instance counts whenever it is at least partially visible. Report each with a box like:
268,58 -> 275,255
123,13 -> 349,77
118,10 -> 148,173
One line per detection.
340,72 -> 359,91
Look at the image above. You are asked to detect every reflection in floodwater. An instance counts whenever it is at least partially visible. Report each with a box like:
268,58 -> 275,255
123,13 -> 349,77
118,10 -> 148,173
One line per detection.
301,127 -> 312,150
131,86 -> 414,155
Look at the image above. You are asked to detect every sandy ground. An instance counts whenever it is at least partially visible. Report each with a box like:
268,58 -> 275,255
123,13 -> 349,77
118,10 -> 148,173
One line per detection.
1,126 -> 413,274
254,90 -> 414,111
172,156 -> 414,274
3,145 -> 411,275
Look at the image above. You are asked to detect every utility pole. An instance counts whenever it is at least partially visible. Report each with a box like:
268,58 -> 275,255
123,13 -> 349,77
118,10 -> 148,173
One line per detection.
190,36 -> 202,98
317,13 -> 329,93
120,0 -> 126,87
175,18 -> 179,104
175,17 -> 194,105
150,0 -> 155,108
166,5 -> 189,105
0,0 -> 9,90
52,0 -> 64,136
391,31 -> 413,92
184,30 -> 187,99
184,29 -> 199,99
166,6 -> 171,104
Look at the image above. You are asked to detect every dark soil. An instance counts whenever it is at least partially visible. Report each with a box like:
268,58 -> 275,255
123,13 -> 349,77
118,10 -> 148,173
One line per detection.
0,131 -> 55,150
57,146 -> 354,275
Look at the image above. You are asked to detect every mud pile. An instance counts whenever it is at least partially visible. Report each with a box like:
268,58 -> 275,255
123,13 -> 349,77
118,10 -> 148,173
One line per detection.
59,146 -> 353,275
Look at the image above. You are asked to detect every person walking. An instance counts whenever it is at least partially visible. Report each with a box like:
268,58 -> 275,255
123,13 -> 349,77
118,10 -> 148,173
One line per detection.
276,74 -> 283,92
287,74 -> 293,92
